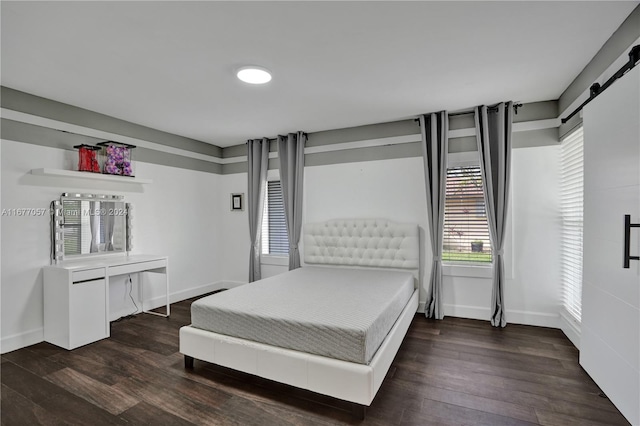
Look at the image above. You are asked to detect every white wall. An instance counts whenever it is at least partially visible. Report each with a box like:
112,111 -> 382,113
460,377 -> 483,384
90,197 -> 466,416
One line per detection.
508,145 -> 561,325
1,140 -> 224,352
218,172 -> 251,285
219,147 -> 562,328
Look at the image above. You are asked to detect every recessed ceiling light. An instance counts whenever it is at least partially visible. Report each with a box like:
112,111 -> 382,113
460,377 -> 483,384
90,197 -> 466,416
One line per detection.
237,66 -> 272,84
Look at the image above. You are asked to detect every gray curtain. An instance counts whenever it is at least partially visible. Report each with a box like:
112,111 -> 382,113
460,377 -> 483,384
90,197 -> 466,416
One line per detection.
277,132 -> 306,270
247,138 -> 269,282
103,201 -> 115,251
475,101 -> 513,327
419,111 -> 448,320
89,201 -> 99,253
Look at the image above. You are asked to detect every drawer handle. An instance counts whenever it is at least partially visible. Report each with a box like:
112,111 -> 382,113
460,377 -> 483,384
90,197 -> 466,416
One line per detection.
73,278 -> 102,284
624,215 -> 640,268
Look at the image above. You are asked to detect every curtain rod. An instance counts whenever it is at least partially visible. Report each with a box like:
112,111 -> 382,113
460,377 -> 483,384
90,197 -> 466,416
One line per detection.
449,103 -> 522,117
414,103 -> 522,123
561,45 -> 640,124
247,132 -> 308,144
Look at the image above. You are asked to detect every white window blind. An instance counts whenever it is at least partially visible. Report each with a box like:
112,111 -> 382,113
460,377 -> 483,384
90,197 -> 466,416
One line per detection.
443,166 -> 492,263
560,127 -> 584,322
261,181 -> 289,255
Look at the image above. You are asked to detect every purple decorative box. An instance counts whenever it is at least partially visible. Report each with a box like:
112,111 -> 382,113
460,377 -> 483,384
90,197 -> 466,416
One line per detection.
97,141 -> 136,177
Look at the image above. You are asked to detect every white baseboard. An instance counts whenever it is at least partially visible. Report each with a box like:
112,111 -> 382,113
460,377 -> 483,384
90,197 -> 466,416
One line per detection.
558,310 -> 581,349
142,280 -> 246,311
1,328 -> 43,354
443,304 -> 491,321
440,303 -> 560,328
504,308 -> 559,328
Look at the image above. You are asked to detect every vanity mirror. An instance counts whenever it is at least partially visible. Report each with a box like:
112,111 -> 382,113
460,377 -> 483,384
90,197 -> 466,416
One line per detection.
50,193 -> 133,263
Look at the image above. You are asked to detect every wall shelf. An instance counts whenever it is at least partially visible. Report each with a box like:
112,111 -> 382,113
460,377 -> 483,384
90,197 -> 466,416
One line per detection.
31,168 -> 152,184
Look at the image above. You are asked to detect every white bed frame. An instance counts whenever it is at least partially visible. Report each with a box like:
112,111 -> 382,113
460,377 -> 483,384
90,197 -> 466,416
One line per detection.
179,219 -> 420,418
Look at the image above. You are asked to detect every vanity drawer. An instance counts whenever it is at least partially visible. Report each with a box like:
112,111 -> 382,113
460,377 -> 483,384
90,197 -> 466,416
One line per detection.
109,259 -> 167,276
72,268 -> 106,283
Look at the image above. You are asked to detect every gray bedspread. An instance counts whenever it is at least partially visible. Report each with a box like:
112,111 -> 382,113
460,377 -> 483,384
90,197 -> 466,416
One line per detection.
190,266 -> 415,364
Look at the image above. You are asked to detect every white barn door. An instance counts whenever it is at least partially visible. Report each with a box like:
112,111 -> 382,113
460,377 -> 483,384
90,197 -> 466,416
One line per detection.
581,65 -> 639,425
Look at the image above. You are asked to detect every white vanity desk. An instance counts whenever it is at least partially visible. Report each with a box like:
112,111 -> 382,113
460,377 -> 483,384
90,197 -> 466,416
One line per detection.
43,254 -> 169,350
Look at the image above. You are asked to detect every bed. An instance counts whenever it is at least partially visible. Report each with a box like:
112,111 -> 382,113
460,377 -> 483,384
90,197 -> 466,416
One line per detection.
179,218 -> 420,418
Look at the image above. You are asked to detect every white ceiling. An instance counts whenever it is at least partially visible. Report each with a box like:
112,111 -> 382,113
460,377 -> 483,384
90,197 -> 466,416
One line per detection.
2,1 -> 638,147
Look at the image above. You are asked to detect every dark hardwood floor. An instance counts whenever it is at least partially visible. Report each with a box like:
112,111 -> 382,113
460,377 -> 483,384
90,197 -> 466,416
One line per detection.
1,296 -> 630,425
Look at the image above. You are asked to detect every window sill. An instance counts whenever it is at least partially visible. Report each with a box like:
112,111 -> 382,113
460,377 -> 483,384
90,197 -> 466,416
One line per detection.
260,254 -> 289,266
442,263 -> 492,278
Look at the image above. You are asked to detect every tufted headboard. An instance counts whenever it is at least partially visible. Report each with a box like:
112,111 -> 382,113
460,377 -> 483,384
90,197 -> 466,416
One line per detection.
303,219 -> 419,270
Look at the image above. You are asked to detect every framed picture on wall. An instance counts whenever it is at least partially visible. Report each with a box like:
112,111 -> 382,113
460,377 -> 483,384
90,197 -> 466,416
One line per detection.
231,193 -> 244,211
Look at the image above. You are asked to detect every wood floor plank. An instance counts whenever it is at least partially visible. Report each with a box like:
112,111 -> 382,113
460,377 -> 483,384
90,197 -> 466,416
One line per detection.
2,348 -> 65,377
413,350 -> 600,393
413,331 -> 580,370
364,382 -> 429,426
418,386 -> 538,423
109,326 -> 177,355
119,401 -> 197,426
111,376 -> 228,426
1,362 -> 65,404
546,398 -> 630,425
216,395 -> 339,426
534,408 -> 626,426
0,384 -> 71,426
391,365 -> 551,410
48,351 -> 133,386
498,374 -> 623,413
36,392 -> 126,426
403,398 -> 538,426
1,362 -> 125,425
44,367 -> 139,415
455,350 -> 589,380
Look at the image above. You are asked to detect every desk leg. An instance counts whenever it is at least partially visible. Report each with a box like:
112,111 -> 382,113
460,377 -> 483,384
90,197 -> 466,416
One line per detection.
104,267 -> 110,337
141,267 -> 170,318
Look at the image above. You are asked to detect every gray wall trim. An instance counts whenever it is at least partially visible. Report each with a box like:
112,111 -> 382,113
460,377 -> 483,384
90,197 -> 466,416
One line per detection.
305,142 -> 422,168
1,117 -> 101,151
220,127 -> 559,174
306,119 -> 419,148
559,114 -> 583,141
514,101 -> 558,122
221,158 -> 279,175
449,136 -> 478,153
512,127 -> 559,149
449,114 -> 476,131
223,162 -> 248,175
223,143 -> 247,158
1,86 -> 223,158
222,140 -> 278,158
1,118 -> 222,174
558,4 -> 640,114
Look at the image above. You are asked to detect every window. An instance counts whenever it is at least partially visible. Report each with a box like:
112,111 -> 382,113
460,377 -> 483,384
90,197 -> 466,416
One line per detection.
261,181 -> 289,255
443,165 -> 492,263
560,127 -> 584,322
